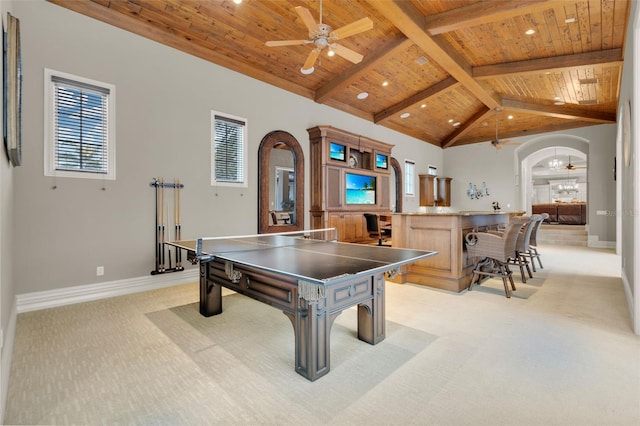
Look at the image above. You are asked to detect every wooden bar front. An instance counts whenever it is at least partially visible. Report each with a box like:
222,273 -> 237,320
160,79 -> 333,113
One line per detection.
390,212 -> 517,292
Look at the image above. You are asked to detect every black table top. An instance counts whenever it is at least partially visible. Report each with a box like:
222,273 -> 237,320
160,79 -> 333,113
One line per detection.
168,235 -> 436,286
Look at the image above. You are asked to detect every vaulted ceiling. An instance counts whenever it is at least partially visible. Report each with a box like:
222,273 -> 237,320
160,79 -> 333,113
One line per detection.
48,0 -> 630,149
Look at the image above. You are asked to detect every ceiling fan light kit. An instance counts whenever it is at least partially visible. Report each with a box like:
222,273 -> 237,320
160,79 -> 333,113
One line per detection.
265,0 -> 373,75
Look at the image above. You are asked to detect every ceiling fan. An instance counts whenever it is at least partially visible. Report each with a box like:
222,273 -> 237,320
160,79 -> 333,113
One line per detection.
265,0 -> 373,74
490,108 -> 522,150
565,156 -> 587,170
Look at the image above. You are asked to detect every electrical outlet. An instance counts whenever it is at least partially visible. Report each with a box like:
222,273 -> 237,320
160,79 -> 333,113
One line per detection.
96,266 -> 104,276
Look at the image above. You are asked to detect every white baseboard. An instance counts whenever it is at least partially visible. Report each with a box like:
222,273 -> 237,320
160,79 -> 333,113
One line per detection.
16,269 -> 199,314
1,299 -> 17,424
587,235 -> 616,249
621,268 -> 639,335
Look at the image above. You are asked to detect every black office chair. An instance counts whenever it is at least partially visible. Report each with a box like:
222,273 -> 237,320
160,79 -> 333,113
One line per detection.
364,213 -> 392,246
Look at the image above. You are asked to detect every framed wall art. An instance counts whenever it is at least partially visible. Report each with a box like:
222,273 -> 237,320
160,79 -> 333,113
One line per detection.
3,12 -> 22,167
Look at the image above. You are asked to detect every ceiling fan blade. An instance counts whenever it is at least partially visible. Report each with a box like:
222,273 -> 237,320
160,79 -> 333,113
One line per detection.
265,39 -> 310,47
331,43 -> 364,64
330,17 -> 373,39
302,48 -> 321,72
295,6 -> 318,34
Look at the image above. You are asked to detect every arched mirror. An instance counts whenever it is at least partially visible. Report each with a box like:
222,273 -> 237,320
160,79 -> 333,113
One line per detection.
258,130 -> 304,234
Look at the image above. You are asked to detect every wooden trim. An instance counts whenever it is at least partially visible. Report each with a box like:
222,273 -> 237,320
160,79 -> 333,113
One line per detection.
257,131 -> 305,234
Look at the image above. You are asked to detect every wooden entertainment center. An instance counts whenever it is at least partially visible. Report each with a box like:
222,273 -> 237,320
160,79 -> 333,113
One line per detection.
308,126 -> 393,243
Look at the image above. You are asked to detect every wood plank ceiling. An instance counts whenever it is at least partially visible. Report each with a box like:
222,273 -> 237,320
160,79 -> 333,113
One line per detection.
48,0 -> 630,149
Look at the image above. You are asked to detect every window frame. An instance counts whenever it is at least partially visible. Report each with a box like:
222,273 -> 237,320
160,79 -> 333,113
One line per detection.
404,159 -> 415,197
44,68 -> 116,180
210,110 -> 248,188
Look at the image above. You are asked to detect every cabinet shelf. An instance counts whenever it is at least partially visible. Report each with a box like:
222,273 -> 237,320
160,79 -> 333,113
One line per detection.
309,125 -> 394,242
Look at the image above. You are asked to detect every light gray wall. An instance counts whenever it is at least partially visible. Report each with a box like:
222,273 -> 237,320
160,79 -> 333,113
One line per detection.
619,1 -> 637,314
12,1 -> 442,294
444,124 -> 617,243
1,0 -> 18,419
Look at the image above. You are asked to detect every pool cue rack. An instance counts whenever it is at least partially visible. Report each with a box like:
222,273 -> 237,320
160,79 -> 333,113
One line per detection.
150,177 -> 185,275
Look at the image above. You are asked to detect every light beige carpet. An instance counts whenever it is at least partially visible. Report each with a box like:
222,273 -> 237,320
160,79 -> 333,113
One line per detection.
5,245 -> 640,425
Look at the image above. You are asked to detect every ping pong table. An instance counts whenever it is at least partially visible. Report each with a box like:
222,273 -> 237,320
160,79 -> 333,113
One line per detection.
168,229 -> 436,381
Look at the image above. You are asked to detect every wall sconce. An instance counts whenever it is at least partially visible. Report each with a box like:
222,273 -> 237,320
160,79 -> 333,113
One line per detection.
468,182 -> 489,199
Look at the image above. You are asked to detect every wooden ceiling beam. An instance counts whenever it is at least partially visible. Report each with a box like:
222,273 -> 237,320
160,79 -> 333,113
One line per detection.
441,107 -> 493,148
315,37 -> 413,104
365,0 -> 501,111
374,77 -> 459,123
453,121 -> 602,146
424,0 -> 562,35
501,98 -> 617,123
473,49 -> 623,79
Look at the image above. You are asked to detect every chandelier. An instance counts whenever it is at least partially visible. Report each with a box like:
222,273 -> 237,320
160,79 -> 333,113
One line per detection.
548,149 -> 563,170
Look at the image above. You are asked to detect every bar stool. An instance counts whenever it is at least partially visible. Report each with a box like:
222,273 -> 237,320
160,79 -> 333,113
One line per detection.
508,215 -> 540,283
525,213 -> 547,271
465,216 -> 529,298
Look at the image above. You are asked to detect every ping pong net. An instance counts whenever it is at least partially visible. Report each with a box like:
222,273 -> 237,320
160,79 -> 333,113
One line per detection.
181,228 -> 339,264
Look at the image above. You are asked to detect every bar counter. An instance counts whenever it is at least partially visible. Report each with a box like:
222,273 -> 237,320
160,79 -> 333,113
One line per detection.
390,211 -> 522,292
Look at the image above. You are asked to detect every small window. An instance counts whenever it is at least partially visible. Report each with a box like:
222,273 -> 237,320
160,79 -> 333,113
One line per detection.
44,69 -> 116,179
404,160 -> 415,196
211,111 -> 247,187
428,165 -> 437,176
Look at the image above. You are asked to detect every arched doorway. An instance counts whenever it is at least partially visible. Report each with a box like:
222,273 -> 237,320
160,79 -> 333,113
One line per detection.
515,135 -> 589,215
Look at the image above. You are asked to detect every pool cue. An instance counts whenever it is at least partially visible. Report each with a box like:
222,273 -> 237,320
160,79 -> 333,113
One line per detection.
159,178 -> 165,272
175,178 -> 182,269
154,178 -> 160,273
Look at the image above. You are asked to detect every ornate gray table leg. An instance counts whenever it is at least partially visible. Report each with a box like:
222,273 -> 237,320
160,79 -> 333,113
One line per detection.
294,280 -> 331,381
357,273 -> 386,344
200,262 -> 222,317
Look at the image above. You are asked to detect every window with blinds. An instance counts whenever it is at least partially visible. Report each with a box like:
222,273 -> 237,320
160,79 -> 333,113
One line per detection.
211,111 -> 247,187
405,160 -> 415,196
44,69 -> 116,180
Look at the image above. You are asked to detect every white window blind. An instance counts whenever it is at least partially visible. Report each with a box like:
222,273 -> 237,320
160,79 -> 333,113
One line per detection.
405,160 -> 415,196
44,69 -> 116,180
212,112 -> 247,186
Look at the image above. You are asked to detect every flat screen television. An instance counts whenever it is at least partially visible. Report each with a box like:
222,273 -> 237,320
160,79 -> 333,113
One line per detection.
375,153 -> 388,169
329,142 -> 346,161
345,172 -> 376,205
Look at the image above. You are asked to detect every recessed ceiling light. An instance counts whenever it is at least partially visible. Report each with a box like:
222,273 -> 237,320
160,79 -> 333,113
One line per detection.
400,112 -> 410,119
508,115 -> 514,120
233,0 -> 242,4
421,104 -> 426,108
300,67 -> 314,75
357,92 -> 369,100
415,56 -> 428,65
554,96 -> 560,100
452,121 -> 461,127
554,101 -> 565,105
448,119 -> 453,123
382,81 -> 389,87
525,29 -> 536,35
565,17 -> 576,23
327,49 -> 335,57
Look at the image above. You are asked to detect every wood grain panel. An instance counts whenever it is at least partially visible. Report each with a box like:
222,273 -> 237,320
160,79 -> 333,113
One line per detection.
48,0 -> 630,148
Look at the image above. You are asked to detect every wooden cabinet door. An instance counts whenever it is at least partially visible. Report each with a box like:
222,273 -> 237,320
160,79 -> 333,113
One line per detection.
326,167 -> 342,209
379,175 -> 390,209
438,177 -> 452,207
419,175 -> 435,206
